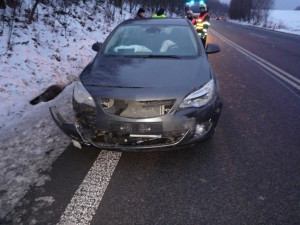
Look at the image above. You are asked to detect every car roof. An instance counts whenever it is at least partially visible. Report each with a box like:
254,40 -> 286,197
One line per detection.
121,18 -> 190,26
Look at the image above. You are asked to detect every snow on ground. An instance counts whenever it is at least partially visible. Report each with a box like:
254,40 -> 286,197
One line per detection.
0,3 -> 299,219
0,0 -> 132,219
267,10 -> 300,35
229,9 -> 300,35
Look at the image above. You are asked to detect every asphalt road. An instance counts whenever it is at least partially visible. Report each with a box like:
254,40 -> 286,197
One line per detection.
210,20 -> 300,79
3,20 -> 300,225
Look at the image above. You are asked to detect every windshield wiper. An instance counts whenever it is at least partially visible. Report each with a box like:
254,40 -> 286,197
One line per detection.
141,55 -> 181,59
124,55 -> 181,59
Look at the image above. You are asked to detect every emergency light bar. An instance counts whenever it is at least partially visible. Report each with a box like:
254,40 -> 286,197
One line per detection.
185,0 -> 205,5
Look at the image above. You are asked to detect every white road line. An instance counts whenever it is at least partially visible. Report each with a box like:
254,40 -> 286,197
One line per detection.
57,150 -> 121,225
211,29 -> 300,91
249,32 -> 267,39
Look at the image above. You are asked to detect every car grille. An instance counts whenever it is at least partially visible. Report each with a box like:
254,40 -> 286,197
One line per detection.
99,98 -> 175,118
89,129 -> 188,147
78,119 -> 188,148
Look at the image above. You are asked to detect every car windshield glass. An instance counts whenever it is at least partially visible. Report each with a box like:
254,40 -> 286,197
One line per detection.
103,24 -> 199,57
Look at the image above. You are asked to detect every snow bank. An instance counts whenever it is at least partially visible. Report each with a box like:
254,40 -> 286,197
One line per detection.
267,10 -> 300,34
0,0 -> 132,219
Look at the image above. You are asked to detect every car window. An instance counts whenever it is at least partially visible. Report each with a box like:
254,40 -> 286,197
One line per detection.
103,24 -> 199,57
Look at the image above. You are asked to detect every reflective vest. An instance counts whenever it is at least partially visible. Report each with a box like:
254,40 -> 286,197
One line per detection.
195,13 -> 210,31
152,14 -> 166,18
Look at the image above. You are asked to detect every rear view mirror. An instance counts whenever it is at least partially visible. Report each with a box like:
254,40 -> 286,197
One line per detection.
205,44 -> 221,54
92,42 -> 103,52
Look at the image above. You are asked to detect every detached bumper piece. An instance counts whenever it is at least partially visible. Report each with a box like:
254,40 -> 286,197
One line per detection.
49,106 -> 89,147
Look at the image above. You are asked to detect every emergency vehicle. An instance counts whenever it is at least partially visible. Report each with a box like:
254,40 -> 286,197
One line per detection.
185,1 -> 206,18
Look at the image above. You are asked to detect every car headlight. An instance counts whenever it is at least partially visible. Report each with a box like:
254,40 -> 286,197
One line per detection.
179,79 -> 214,108
73,81 -> 96,107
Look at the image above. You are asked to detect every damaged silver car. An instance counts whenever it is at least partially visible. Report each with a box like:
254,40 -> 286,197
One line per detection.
50,18 -> 222,151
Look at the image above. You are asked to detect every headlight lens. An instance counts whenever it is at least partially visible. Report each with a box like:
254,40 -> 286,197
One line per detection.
179,79 -> 214,108
73,81 -> 96,107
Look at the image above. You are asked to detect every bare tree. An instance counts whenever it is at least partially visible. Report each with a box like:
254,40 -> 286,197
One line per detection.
0,0 -> 6,9
229,0 -> 251,20
126,0 -> 138,14
229,0 -> 273,23
28,0 -> 41,23
207,0 -> 229,17
2,0 -> 21,49
251,0 -> 274,25
0,0 -> 6,37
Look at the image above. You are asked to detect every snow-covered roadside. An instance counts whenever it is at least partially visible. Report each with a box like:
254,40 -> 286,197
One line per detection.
267,10 -> 300,35
228,9 -> 300,36
0,84 -> 74,219
0,1 -> 132,219
0,1 -> 125,130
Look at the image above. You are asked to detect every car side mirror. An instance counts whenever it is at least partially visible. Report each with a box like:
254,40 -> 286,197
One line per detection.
205,44 -> 221,54
92,42 -> 103,52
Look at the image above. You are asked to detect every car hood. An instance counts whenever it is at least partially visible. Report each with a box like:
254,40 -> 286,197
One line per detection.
80,55 -> 212,100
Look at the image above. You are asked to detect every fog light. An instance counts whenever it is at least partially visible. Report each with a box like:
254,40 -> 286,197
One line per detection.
195,124 -> 206,135
194,120 -> 213,137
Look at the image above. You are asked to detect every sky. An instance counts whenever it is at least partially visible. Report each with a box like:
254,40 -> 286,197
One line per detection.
219,0 -> 300,10
274,0 -> 300,10
0,0 -> 300,221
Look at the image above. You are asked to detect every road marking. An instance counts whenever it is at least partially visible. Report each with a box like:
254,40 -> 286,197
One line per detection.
210,29 -> 300,92
57,150 -> 121,225
249,32 -> 267,39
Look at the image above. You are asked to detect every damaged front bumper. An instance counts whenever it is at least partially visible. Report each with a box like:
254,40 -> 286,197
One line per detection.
49,106 -> 88,145
49,99 -> 222,151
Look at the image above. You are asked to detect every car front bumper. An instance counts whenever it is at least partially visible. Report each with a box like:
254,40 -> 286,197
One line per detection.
49,97 -> 222,152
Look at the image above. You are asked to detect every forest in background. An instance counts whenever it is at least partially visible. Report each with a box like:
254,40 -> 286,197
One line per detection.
0,0 -> 229,23
229,0 -> 274,25
0,0 -> 229,51
2,0 -> 293,51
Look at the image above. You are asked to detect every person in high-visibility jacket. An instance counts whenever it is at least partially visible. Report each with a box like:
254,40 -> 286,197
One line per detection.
194,2 -> 210,47
152,8 -> 166,18
185,10 -> 195,23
